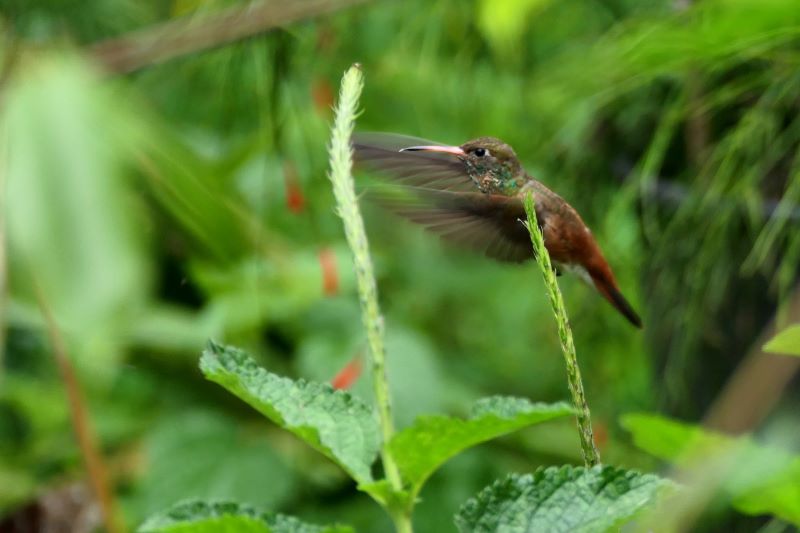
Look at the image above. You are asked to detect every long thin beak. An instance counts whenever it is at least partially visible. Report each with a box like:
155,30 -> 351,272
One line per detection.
399,145 -> 465,156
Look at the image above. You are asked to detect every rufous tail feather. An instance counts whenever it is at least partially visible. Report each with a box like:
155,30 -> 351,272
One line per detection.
589,269 -> 643,328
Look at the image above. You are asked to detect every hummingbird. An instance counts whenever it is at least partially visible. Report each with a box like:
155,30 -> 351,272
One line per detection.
352,133 -> 642,328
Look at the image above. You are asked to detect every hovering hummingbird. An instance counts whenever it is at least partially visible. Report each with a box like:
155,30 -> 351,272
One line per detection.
352,133 -> 642,328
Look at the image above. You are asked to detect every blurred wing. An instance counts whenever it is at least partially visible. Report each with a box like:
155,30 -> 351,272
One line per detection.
353,132 -> 535,262
374,187 -> 534,263
352,132 -> 476,192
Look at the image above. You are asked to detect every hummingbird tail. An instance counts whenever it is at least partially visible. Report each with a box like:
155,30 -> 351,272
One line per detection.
589,269 -> 643,328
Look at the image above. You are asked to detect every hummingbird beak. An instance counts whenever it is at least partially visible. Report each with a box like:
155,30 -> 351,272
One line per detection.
399,145 -> 465,157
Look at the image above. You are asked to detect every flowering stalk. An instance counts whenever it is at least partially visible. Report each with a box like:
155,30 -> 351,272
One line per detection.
523,192 -> 600,467
327,64 -> 411,533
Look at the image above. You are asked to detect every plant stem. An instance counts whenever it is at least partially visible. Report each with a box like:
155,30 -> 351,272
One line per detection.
90,0 -> 369,74
328,65 -> 409,528
0,105 -> 7,383
390,510 -> 414,533
523,193 -> 600,467
34,285 -> 124,533
0,36 -> 16,383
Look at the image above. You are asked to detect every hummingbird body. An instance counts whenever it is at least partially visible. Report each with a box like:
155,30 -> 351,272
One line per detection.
353,133 -> 642,328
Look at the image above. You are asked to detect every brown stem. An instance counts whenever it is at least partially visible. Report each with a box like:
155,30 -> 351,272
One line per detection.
0,101 -> 7,382
685,72 -> 710,169
0,31 -> 19,382
704,282 -> 800,433
35,287 -> 124,533
90,0 -> 368,75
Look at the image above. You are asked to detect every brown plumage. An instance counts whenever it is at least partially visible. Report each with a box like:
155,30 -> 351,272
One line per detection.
352,133 -> 642,328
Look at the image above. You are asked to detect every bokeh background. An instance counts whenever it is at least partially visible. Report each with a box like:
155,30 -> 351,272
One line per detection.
1,0 -> 800,531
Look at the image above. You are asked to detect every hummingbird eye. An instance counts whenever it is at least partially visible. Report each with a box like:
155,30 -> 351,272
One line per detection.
473,147 -> 488,157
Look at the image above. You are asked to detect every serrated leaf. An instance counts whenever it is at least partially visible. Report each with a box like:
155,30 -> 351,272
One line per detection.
390,397 -> 573,496
200,342 -> 380,483
763,325 -> 800,356
455,465 -> 670,533
622,413 -> 800,525
139,500 -> 352,533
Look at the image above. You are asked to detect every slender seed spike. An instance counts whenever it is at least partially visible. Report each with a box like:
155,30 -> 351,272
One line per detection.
523,193 -> 600,467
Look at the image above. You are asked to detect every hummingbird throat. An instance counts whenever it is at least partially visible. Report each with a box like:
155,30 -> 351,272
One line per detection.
465,160 -> 522,195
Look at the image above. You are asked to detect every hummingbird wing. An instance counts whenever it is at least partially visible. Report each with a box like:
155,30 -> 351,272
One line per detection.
394,189 -> 535,263
353,133 -> 536,262
353,133 -> 477,192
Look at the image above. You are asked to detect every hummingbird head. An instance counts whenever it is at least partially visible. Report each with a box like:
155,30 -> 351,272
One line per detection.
399,137 -> 524,195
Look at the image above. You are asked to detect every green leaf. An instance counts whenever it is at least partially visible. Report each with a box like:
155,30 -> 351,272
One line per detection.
763,325 -> 800,356
455,465 -> 670,533
139,500 -> 352,533
4,53 -> 148,376
127,411 -> 295,523
200,341 -> 380,483
134,119 -> 256,261
476,0 -> 554,55
622,413 -> 800,525
390,397 -> 573,495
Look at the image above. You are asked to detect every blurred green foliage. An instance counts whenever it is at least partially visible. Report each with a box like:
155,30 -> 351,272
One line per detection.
764,325 -> 800,356
1,0 -> 800,531
623,413 -> 800,525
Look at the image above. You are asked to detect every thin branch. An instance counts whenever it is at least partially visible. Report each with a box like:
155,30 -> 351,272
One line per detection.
90,0 -> 368,75
34,286 -> 124,533
0,32 -> 18,382
685,74 -> 710,169
0,123 -> 6,382
704,282 -> 800,434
